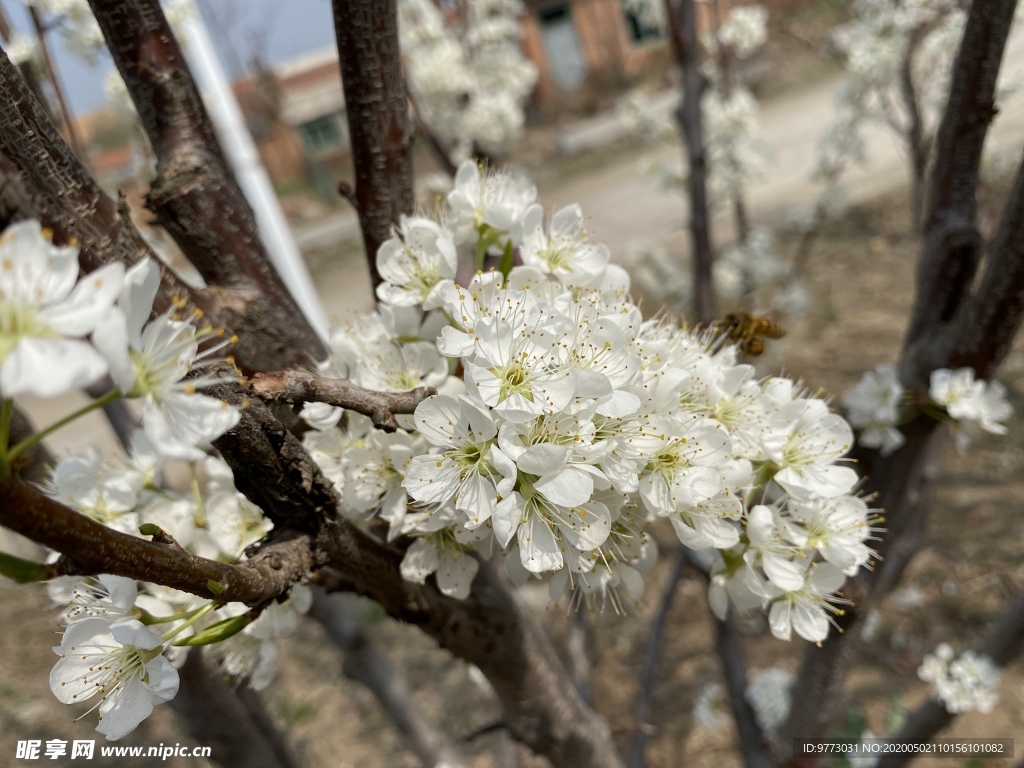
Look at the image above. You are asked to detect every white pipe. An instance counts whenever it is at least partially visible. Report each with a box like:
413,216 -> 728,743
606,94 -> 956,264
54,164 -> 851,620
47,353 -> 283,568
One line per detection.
174,0 -> 330,339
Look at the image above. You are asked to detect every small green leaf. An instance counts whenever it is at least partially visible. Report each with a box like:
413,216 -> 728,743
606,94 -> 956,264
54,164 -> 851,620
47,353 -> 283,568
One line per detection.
0,551 -> 52,583
206,579 -> 225,595
138,523 -> 162,537
172,611 -> 254,646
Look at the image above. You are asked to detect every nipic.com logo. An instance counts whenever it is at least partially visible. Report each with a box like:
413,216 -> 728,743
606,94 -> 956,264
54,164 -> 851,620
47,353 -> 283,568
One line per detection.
15,739 -> 213,761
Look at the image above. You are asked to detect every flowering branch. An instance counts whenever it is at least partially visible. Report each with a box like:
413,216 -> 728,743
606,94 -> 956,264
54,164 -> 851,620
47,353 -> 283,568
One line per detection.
783,1 -> 1022,755
332,0 -> 415,290
884,593 -> 1024,768
248,370 -> 436,433
0,475 -> 314,605
87,0 -> 327,370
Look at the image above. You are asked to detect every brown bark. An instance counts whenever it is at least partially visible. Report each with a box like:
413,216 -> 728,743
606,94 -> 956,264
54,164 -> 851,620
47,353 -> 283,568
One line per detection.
667,0 -> 717,325
87,0 -> 326,371
0,475 -> 315,605
0,50 -> 306,375
332,0 -> 415,290
900,0 -> 1015,387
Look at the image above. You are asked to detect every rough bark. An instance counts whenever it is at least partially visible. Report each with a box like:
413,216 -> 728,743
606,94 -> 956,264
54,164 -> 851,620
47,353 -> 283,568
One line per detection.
667,0 -> 716,324
900,0 -> 1016,387
332,0 -> 415,290
88,0 -> 326,371
0,475 -> 315,605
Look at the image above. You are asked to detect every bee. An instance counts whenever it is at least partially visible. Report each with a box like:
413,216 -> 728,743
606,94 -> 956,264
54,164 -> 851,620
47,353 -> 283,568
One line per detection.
716,312 -> 786,356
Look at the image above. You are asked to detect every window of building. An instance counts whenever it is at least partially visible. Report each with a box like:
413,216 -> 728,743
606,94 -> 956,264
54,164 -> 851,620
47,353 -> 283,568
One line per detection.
300,115 -> 342,152
622,1 -> 666,44
537,4 -> 588,92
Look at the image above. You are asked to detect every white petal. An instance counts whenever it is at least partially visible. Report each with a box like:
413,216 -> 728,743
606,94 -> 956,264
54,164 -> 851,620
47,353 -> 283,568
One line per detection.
1,337 -> 108,397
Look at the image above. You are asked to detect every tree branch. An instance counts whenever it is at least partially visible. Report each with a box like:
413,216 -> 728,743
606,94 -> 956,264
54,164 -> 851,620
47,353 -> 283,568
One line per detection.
332,0 -> 415,290
0,474 -> 314,605
949,150 -> 1024,375
901,0 -> 1017,386
28,6 -> 85,163
667,0 -> 716,324
0,51 -> 285,375
248,370 -> 435,433
87,0 -> 326,370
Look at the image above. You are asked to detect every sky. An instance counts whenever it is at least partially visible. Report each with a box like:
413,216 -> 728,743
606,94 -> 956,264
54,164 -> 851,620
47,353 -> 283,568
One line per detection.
4,0 -> 338,115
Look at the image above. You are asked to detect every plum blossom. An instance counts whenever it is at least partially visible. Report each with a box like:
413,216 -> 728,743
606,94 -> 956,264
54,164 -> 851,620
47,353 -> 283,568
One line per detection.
0,219 -> 124,398
50,618 -> 179,740
94,258 -> 240,460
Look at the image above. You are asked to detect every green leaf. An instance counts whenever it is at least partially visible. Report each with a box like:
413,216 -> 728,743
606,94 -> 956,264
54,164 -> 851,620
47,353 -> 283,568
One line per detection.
138,523 -> 162,537
172,611 -> 254,646
206,579 -> 225,595
0,551 -> 52,583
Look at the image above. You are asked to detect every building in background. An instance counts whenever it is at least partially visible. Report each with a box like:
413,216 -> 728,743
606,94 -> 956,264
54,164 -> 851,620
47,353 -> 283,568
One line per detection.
522,0 -> 728,113
232,47 -> 351,206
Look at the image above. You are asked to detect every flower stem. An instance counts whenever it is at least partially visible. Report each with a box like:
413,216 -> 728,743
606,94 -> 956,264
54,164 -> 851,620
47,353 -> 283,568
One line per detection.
162,602 -> 217,641
7,388 -> 121,462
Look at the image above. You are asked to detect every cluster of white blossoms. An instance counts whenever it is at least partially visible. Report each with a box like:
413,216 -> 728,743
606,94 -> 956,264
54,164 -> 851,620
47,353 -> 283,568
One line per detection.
41,445 -> 312,738
844,364 -> 1012,456
299,160 -> 876,641
0,221 -> 240,460
0,220 -> 310,737
918,643 -> 1001,714
398,0 -> 537,162
745,667 -> 795,732
46,569 -> 311,739
814,0 -> 967,187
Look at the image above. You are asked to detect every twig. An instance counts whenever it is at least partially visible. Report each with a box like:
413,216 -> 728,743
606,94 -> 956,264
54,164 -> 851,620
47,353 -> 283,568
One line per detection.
331,0 -> 415,290
567,610 -> 591,705
28,6 -> 86,164
667,0 -> 717,324
628,547 -> 688,768
248,370 -> 435,433
310,589 -> 469,768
